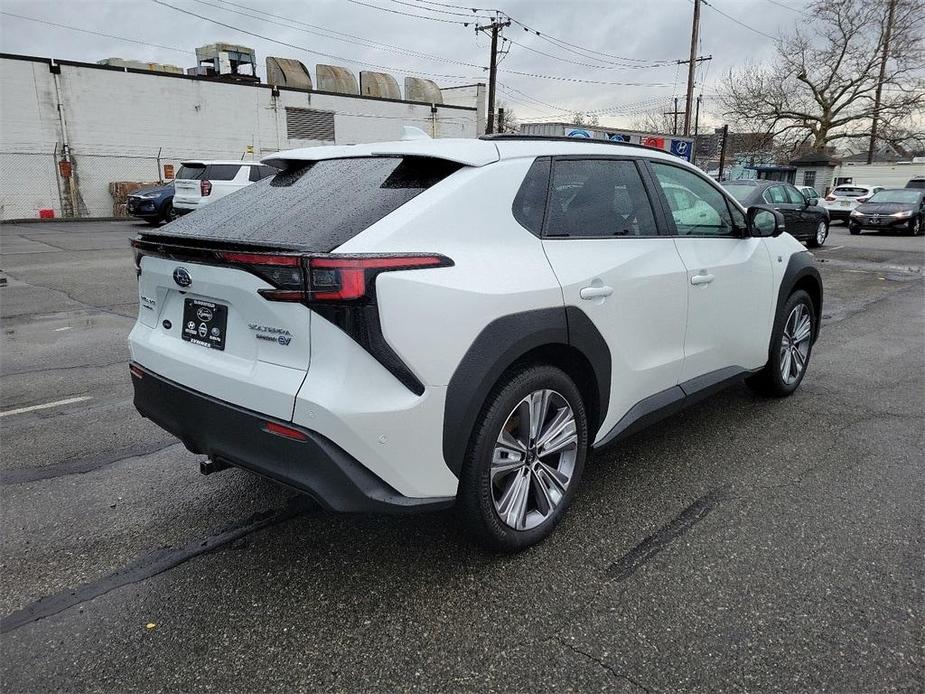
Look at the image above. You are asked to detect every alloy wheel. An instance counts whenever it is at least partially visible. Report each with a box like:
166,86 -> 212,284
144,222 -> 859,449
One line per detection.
816,221 -> 827,245
780,304 -> 812,385
490,389 -> 578,530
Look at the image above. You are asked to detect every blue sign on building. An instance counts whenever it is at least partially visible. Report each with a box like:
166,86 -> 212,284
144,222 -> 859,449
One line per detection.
567,129 -> 593,138
608,133 -> 630,142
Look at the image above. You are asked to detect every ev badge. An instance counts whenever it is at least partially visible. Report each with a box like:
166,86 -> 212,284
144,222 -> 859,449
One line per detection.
173,267 -> 192,287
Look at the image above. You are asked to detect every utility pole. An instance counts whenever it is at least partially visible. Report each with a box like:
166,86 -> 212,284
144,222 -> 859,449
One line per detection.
867,0 -> 896,164
718,123 -> 729,181
683,0 -> 701,136
664,97 -> 685,136
477,16 -> 511,134
692,94 -> 702,165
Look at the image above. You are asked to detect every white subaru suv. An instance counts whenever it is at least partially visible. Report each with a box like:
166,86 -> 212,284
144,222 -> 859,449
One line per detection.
129,135 -> 822,551
172,161 -> 277,215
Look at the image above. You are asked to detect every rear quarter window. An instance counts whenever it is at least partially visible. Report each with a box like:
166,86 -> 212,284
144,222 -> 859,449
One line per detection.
150,156 -> 463,251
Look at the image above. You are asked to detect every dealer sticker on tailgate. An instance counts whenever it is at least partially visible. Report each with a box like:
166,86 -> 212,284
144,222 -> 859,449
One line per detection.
182,298 -> 228,351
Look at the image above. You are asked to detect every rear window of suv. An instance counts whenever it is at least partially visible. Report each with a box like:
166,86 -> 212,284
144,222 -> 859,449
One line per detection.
151,156 -> 463,251
176,164 -> 241,181
832,186 -> 868,197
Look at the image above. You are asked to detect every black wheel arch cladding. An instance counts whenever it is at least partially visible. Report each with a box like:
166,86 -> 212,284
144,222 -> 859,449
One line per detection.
776,251 -> 823,346
442,306 -> 611,478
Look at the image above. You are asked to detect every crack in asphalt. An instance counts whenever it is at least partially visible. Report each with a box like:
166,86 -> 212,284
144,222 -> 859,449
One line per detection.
2,359 -> 127,378
0,270 -> 135,321
555,636 -> 653,692
0,497 -> 311,633
0,440 -> 180,485
608,487 -> 728,582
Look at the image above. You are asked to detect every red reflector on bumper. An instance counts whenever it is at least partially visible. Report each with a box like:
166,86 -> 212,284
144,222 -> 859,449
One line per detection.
129,364 -> 145,379
263,421 -> 308,441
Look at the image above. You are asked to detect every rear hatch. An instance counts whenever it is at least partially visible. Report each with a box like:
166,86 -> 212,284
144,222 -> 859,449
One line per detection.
129,155 -> 466,420
173,163 -> 242,206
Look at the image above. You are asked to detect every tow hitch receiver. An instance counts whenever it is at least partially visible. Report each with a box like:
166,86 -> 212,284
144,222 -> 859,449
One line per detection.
200,458 -> 230,476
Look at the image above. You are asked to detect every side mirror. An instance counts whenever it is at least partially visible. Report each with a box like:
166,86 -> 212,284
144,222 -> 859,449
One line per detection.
747,205 -> 785,237
807,197 -> 819,207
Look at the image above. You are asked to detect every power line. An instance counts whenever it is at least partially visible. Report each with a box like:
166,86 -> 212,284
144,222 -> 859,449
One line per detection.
150,0 -> 479,80
701,0 -> 778,40
504,36 -> 672,71
0,10 -> 192,55
505,16 -> 673,65
499,68 -> 674,87
208,0 -> 484,68
762,0 -> 806,16
384,0 -> 491,19
344,0 -> 477,25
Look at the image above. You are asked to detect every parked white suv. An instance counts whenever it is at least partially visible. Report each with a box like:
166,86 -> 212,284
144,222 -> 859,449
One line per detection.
129,135 -> 822,551
172,161 -> 277,215
822,184 -> 884,222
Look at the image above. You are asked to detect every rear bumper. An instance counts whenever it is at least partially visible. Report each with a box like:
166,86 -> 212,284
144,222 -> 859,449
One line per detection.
130,363 -> 454,514
825,209 -> 851,220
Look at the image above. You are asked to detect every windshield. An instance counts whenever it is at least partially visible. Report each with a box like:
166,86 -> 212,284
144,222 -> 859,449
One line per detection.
724,184 -> 755,203
867,189 -> 923,205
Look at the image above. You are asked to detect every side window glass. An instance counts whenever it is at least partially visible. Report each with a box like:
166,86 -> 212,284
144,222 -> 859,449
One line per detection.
784,185 -> 805,204
249,166 -> 262,182
650,162 -> 734,236
512,157 -> 550,236
728,201 -> 746,230
545,159 -> 658,238
767,186 -> 787,204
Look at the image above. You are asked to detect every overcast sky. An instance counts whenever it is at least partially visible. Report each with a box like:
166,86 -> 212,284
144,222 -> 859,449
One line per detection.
0,0 -> 806,130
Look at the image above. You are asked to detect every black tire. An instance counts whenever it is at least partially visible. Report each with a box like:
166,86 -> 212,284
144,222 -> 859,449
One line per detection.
458,365 -> 589,552
161,201 -> 174,223
145,217 -> 161,226
849,224 -> 861,235
806,219 -> 828,248
747,289 -> 816,397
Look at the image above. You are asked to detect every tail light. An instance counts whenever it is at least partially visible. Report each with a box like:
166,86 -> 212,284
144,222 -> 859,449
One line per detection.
217,251 -> 453,304
824,195 -> 836,202
200,179 -> 212,196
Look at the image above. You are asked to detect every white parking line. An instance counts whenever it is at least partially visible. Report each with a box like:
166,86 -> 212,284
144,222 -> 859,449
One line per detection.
0,396 -> 92,417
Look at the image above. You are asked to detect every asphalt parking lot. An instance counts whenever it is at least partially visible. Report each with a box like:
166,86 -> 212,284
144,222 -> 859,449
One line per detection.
1,220 -> 922,693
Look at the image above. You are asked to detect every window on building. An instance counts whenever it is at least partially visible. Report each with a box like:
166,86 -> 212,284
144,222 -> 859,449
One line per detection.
803,170 -> 816,188
285,107 -> 335,141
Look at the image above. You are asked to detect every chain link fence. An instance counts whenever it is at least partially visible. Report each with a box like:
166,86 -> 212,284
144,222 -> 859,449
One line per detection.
0,147 -> 192,221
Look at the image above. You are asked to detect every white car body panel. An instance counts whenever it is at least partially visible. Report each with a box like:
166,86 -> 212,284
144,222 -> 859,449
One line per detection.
173,161 -> 261,212
129,255 -> 312,420
672,237 -> 774,379
541,237 -> 689,442
821,184 -> 883,216
129,137 -> 817,509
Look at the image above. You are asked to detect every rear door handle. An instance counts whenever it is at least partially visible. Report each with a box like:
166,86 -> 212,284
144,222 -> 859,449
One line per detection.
690,273 -> 715,286
579,285 -> 614,299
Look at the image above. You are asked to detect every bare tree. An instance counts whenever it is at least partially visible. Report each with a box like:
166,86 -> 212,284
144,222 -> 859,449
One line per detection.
570,112 -> 600,127
719,0 -> 925,154
496,102 -> 519,133
632,109 -> 678,134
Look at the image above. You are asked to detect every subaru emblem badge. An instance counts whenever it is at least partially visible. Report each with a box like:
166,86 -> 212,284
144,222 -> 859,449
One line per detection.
173,267 -> 192,287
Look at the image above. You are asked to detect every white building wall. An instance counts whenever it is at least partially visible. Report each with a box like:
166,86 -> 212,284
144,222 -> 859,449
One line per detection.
832,162 -> 925,189
0,55 -> 479,219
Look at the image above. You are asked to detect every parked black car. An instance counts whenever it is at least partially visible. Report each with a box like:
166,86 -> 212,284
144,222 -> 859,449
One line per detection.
127,182 -> 174,226
906,177 -> 925,190
848,188 -> 924,236
724,179 -> 830,247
